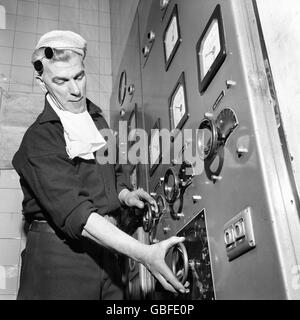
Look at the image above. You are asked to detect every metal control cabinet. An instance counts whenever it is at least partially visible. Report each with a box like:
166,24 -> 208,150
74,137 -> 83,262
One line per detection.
110,0 -> 300,300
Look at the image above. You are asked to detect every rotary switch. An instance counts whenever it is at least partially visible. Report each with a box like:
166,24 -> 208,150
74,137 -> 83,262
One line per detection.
163,167 -> 181,203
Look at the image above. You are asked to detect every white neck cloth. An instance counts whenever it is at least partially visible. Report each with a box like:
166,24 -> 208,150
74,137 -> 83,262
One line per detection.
47,95 -> 106,160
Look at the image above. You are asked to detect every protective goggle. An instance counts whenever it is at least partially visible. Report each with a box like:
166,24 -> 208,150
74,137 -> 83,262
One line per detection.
33,47 -> 54,73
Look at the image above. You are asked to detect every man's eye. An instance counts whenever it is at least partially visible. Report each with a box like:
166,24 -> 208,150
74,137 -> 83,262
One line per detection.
55,80 -> 66,85
76,73 -> 85,80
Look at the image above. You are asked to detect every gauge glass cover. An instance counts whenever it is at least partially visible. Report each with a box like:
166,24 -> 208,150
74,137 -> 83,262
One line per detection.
200,19 -> 221,80
118,70 -> 127,106
163,5 -> 181,71
149,119 -> 162,176
196,4 -> 226,94
169,72 -> 189,133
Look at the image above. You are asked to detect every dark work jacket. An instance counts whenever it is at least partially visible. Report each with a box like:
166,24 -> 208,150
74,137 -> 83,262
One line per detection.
12,96 -> 132,240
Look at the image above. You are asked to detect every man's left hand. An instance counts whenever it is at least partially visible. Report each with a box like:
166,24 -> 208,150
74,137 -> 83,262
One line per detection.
119,188 -> 158,214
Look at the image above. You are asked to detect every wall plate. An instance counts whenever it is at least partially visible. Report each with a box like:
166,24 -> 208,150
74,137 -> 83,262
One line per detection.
224,207 -> 256,261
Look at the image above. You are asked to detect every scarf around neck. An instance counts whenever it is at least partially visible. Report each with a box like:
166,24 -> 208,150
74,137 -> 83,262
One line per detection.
47,94 -> 106,160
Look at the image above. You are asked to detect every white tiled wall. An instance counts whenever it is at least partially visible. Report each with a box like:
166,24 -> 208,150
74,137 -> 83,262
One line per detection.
0,170 -> 23,300
0,0 -> 112,121
110,0 -> 139,79
0,0 -> 112,300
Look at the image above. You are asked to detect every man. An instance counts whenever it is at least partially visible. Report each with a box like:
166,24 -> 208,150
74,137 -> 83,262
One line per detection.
12,30 -> 187,300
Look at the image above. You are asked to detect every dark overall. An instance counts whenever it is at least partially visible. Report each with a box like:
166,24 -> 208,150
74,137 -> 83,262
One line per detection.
13,97 -> 132,300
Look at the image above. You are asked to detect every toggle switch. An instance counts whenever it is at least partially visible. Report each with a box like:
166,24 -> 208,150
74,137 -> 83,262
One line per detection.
163,226 -> 170,234
224,226 -> 235,247
142,45 -> 150,58
226,80 -> 237,89
128,84 -> 135,95
147,30 -> 156,42
212,175 -> 222,183
234,218 -> 246,241
237,147 -> 249,158
204,112 -> 214,120
192,195 -> 202,203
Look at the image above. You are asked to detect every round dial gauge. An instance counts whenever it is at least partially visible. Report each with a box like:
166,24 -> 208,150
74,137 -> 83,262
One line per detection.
163,167 -> 180,203
200,19 -> 221,80
118,70 -> 127,106
215,108 -> 238,142
197,117 -> 218,160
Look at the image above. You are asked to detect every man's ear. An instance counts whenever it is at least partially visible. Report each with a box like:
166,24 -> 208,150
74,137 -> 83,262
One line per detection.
35,75 -> 47,93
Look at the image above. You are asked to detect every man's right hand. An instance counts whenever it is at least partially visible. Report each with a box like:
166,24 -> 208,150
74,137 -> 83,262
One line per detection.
141,236 -> 189,294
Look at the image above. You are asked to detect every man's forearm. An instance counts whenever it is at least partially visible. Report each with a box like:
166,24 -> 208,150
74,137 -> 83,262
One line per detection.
82,212 -> 147,263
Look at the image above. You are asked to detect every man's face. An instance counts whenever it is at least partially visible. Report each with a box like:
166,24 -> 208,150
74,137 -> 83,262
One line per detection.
40,54 -> 87,113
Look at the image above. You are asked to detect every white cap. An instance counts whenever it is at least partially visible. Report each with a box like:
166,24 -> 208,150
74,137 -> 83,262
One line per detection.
32,30 -> 87,63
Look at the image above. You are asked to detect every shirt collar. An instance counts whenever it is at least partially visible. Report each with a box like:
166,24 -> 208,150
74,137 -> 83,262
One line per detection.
39,94 -> 102,124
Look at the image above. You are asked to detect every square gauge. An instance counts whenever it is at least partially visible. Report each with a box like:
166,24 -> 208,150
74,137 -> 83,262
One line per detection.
196,4 -> 226,94
169,72 -> 189,133
163,4 -> 182,71
149,119 -> 162,176
130,165 -> 138,190
118,70 -> 127,106
128,104 -> 137,148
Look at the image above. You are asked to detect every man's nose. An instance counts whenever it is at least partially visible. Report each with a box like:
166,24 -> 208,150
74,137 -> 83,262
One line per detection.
69,79 -> 80,96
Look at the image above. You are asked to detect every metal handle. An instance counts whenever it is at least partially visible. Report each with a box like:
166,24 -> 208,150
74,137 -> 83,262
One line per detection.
171,242 -> 189,284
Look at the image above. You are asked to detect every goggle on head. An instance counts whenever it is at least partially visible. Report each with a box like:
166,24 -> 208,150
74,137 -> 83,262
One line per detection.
33,47 -> 54,74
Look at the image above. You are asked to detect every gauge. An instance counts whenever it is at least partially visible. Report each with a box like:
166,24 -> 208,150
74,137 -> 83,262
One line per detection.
216,108 -> 238,142
163,5 -> 181,71
163,167 -> 180,203
196,5 -> 226,94
118,70 -> 127,106
200,19 -> 220,78
130,166 -> 137,190
169,72 -> 189,132
197,117 -> 219,160
128,104 -> 137,146
150,130 -> 160,168
149,119 -> 161,176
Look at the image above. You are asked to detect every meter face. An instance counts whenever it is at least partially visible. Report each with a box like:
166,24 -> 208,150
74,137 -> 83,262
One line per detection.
196,4 -> 226,94
150,129 -> 160,166
169,72 -> 189,133
149,119 -> 161,176
163,5 -> 181,70
200,19 -> 221,80
118,70 -> 127,106
165,15 -> 179,62
172,84 -> 185,129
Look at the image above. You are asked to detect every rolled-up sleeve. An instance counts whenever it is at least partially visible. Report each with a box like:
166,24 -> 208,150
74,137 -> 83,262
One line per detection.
20,152 -> 97,239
